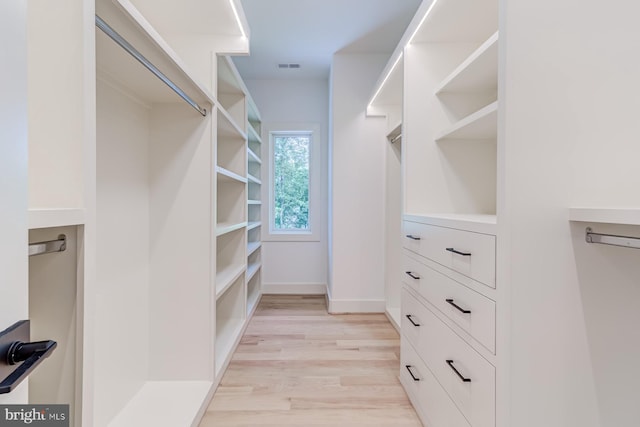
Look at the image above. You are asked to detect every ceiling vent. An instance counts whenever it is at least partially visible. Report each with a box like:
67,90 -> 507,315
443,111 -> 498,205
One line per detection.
277,63 -> 301,69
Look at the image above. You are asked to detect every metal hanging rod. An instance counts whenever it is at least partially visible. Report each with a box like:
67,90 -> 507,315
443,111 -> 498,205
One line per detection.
95,15 -> 207,117
390,133 -> 402,144
585,227 -> 640,250
29,235 -> 66,257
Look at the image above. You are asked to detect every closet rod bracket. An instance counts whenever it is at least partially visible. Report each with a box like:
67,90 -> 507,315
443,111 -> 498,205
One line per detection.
585,227 -> 640,250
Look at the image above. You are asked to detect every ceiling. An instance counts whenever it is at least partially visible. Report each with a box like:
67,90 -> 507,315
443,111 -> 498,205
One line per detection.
232,0 -> 422,80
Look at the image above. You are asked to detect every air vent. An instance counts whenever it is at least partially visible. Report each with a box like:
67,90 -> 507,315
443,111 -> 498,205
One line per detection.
277,63 -> 301,69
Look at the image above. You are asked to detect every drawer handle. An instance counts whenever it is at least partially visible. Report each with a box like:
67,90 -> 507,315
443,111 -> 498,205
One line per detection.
406,235 -> 421,241
405,365 -> 421,381
405,271 -> 420,280
446,360 -> 472,383
446,299 -> 471,314
446,247 -> 471,256
405,314 -> 420,327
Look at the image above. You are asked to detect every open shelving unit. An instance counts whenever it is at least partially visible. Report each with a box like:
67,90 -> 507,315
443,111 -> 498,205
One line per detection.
213,55 -> 263,382
404,0 -> 498,222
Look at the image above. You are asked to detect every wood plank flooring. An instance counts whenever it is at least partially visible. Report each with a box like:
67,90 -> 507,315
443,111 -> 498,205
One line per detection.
200,295 -> 422,426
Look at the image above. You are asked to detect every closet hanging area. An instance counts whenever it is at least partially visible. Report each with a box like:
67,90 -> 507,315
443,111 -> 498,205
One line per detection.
93,0 -> 250,425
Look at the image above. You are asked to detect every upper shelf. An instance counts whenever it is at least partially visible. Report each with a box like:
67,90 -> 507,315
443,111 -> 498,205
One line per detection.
123,0 -> 249,45
217,106 -> 247,140
410,0 -> 498,44
435,101 -> 498,141
96,0 -> 215,109
435,31 -> 498,95
569,208 -> 640,225
248,125 -> 262,144
28,209 -> 86,230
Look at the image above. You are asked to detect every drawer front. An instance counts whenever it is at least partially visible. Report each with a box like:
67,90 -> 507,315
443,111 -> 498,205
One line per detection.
404,288 -> 495,427
403,253 -> 496,353
401,287 -> 424,350
401,337 -> 471,427
403,221 -> 496,288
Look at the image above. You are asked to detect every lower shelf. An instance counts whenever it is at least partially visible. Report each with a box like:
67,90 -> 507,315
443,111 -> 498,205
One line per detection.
109,381 -> 213,427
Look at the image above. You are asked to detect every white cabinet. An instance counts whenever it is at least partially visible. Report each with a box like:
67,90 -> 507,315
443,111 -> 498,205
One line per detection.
373,0 -> 640,426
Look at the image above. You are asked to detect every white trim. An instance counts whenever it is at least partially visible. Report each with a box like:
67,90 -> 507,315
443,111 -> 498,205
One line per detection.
325,286 -> 386,314
262,282 -> 327,295
263,122 -> 322,242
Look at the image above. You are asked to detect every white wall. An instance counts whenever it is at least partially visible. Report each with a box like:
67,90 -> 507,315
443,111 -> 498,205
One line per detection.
328,53 -> 388,312
500,2 -> 640,426
244,78 -> 329,294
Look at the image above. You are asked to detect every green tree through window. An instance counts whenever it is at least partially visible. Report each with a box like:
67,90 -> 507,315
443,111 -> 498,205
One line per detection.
273,134 -> 310,230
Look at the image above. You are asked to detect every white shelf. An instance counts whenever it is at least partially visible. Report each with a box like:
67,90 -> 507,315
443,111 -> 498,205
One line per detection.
216,263 -> 246,299
248,200 -> 261,206
247,174 -> 262,185
569,208 -> 640,226
247,290 -> 261,317
217,106 -> 247,140
247,124 -> 262,144
216,166 -> 248,184
435,31 -> 499,95
96,0 -> 214,107
247,262 -> 261,282
248,148 -> 261,164
216,221 -> 247,236
404,213 -> 497,235
247,241 -> 262,256
247,221 -> 261,231
435,101 -> 498,141
109,381 -> 212,427
28,208 -> 86,229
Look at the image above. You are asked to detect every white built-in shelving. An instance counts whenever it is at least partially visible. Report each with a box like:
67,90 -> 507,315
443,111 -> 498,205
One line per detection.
435,101 -> 498,141
568,208 -> 640,225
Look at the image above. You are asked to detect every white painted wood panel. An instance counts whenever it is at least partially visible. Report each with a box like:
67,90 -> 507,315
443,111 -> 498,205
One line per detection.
401,337 -> 471,427
403,251 -> 496,353
403,220 -> 496,288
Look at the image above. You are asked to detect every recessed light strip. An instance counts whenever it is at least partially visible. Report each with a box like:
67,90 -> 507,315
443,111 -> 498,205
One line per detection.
407,0 -> 440,45
369,51 -> 403,107
229,0 -> 247,39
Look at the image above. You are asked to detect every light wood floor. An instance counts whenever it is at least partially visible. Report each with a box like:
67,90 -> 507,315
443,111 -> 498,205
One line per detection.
200,295 -> 422,426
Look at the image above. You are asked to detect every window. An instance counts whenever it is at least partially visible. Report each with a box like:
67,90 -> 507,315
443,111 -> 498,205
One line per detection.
265,124 -> 320,241
273,133 -> 310,231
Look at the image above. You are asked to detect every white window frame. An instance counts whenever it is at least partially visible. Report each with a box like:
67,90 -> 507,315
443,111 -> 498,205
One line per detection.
263,123 -> 321,242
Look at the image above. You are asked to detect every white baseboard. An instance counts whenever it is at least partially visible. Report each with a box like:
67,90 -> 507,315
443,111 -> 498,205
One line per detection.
262,282 -> 327,295
325,286 -> 385,313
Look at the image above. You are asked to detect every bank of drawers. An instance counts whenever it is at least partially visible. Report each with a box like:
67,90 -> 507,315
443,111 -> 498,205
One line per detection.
403,220 -> 496,288
400,219 -> 496,427
403,250 -> 496,353
402,287 -> 495,427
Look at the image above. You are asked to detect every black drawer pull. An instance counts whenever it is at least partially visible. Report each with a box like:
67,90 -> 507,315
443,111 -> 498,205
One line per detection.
405,365 -> 420,381
406,235 -> 421,241
446,360 -> 471,383
405,314 -> 420,327
405,271 -> 420,280
446,247 -> 471,256
446,299 -> 471,314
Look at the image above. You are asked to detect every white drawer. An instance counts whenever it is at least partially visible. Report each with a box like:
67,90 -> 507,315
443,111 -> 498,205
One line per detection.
403,288 -> 495,427
403,221 -> 496,288
403,252 -> 496,353
401,337 -> 471,427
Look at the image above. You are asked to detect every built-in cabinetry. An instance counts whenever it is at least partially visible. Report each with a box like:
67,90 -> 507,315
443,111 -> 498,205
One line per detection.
13,0 -> 259,425
371,0 -> 640,426
369,0 -> 500,425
